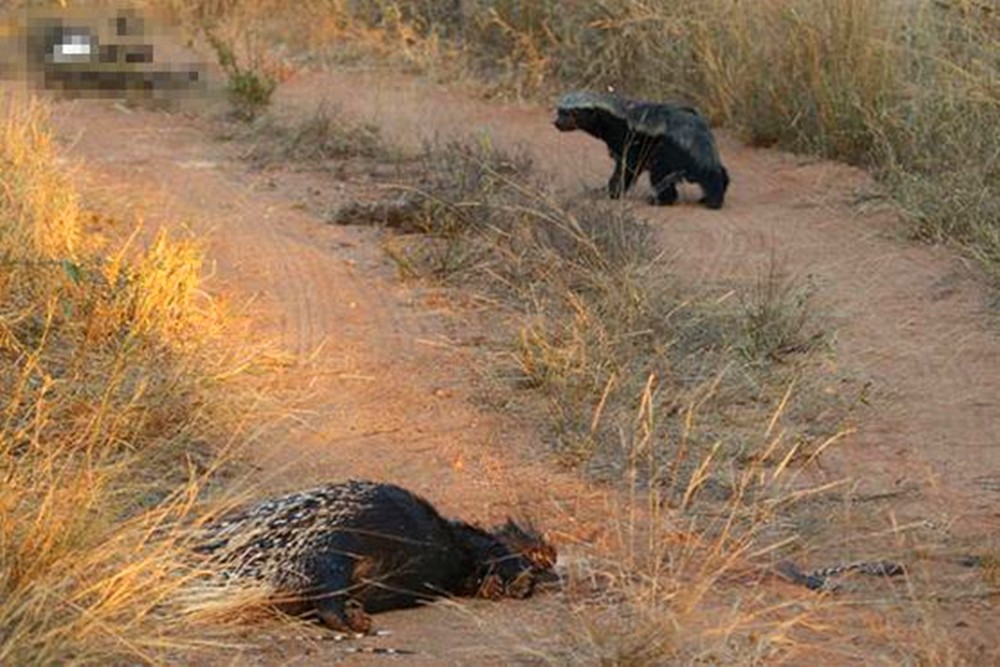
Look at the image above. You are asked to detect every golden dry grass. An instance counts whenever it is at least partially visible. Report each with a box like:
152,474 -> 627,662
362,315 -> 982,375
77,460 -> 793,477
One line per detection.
364,140 -> 841,481
0,96 -> 255,664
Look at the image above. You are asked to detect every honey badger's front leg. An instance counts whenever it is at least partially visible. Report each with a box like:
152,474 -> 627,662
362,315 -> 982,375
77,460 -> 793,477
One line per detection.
608,157 -> 626,199
608,146 -> 644,199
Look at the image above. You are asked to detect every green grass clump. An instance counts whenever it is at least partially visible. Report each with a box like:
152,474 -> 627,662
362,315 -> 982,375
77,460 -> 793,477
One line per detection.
206,29 -> 277,120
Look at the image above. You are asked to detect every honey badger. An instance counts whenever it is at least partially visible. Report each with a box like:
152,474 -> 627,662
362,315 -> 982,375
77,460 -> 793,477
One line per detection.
196,480 -> 557,632
554,91 -> 729,208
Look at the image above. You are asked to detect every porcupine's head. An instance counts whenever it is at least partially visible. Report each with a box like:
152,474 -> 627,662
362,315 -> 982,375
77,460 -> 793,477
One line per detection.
493,518 -> 557,574
451,518 -> 557,601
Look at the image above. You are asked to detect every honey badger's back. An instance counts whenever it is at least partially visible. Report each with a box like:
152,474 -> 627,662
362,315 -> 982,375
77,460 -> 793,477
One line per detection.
197,480 -> 554,631
623,99 -> 725,172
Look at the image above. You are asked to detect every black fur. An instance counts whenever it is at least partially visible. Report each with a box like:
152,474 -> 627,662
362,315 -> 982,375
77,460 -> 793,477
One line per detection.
196,480 -> 555,632
554,91 -> 729,209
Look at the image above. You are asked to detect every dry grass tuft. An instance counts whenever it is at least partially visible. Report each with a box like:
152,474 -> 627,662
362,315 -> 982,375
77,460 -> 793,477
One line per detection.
0,97 -> 254,664
239,101 -> 391,167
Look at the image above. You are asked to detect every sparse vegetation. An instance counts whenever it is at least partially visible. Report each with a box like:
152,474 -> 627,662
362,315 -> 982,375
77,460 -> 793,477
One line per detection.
0,98 -> 248,663
241,102 -> 389,167
206,28 -> 276,120
322,137 -> 953,661
736,259 -> 825,366
341,139 -> 844,488
173,0 -> 286,121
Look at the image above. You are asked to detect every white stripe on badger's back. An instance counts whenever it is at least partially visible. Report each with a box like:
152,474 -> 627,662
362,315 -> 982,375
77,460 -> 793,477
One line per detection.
556,90 -> 628,118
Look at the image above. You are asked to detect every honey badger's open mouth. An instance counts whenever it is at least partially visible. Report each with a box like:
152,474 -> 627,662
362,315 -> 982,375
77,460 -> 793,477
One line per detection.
554,114 -> 577,131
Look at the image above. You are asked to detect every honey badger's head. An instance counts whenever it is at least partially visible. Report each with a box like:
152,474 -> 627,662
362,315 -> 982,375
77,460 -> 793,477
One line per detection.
553,106 -> 594,132
554,90 -> 625,133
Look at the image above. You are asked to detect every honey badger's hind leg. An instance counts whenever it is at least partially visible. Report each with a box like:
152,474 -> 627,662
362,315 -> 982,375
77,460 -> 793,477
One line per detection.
696,166 -> 729,210
648,181 -> 679,207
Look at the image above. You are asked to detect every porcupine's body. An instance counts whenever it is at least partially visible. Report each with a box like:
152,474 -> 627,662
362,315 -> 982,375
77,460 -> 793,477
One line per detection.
554,91 -> 729,208
196,480 -> 556,632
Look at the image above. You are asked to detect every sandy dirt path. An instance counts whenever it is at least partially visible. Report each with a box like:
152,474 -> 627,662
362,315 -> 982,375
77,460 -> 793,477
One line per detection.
40,61 -> 999,661
47,93 -> 611,663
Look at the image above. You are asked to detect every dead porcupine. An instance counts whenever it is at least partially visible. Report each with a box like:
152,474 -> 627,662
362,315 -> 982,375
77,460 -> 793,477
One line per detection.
195,480 -> 557,632
554,90 -> 730,208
